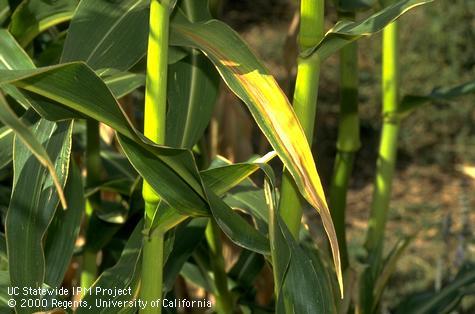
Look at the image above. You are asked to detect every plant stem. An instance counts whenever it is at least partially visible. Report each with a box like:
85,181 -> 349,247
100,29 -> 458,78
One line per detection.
364,21 -> 400,271
278,0 -> 324,239
205,220 -> 234,313
140,1 -> 170,313
81,120 -> 102,289
328,13 -> 360,271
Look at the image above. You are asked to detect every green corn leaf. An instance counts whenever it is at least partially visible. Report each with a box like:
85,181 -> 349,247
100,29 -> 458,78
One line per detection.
9,0 -> 78,47
166,0 -> 220,149
149,153 -> 276,235
0,61 -> 270,257
0,62 -> 210,232
0,271 -> 10,312
117,134 -> 208,216
399,80 -> 475,115
271,210 -> 337,314
100,150 -> 137,181
228,250 -> 265,289
6,118 -> 72,313
181,262 -> 214,293
302,0 -> 433,61
84,214 -> 123,253
119,134 -> 270,254
0,234 -> 7,269
201,152 -> 277,197
61,0 -> 148,71
0,59 -> 267,257
0,96 -> 67,207
166,53 -> 219,148
102,71 -> 145,99
0,110 -> 39,170
0,28 -> 36,111
0,126 -> 13,169
170,13 -> 343,291
0,28 -> 34,69
224,183 -> 269,234
44,160 -> 85,288
0,0 -> 10,25
78,220 -> 144,314
163,218 -> 208,291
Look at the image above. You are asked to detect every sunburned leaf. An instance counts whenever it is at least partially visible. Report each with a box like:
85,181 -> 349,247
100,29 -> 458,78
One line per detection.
170,13 -> 343,293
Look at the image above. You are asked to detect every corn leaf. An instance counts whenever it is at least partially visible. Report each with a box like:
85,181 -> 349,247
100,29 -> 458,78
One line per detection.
117,135 -> 208,216
102,71 -> 145,99
0,96 -> 67,207
224,183 -> 269,234
166,0 -> 220,149
6,119 -> 72,313
9,0 -> 78,46
302,0 -> 433,60
0,0 -> 10,25
167,54 -> 219,148
163,218 -> 208,291
150,153 -> 276,235
228,250 -> 265,289
201,152 -> 277,197
119,134 -> 270,254
0,126 -> 13,169
170,13 -> 343,291
0,110 -> 38,170
0,63 -> 208,213
44,160 -> 85,287
399,80 -> 475,115
78,221 -> 144,314
0,28 -> 36,111
61,0 -> 148,71
0,28 -> 34,69
0,271 -> 10,312
271,206 -> 337,313
0,62 -> 270,254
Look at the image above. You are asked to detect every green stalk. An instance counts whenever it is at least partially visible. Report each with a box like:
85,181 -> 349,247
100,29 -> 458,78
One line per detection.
205,220 -> 234,313
81,120 -> 102,290
328,13 -> 360,271
140,1 -> 170,313
364,21 -> 400,271
278,0 -> 324,239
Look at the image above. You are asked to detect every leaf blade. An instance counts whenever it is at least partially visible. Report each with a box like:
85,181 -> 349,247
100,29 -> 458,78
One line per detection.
170,15 -> 343,292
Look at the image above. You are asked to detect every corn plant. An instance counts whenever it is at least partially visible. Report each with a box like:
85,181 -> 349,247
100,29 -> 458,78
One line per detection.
0,0 -> 474,313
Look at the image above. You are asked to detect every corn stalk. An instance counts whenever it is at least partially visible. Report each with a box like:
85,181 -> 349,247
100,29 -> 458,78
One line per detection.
329,11 -> 360,272
278,0 -> 324,239
364,21 -> 400,273
140,1 -> 171,312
